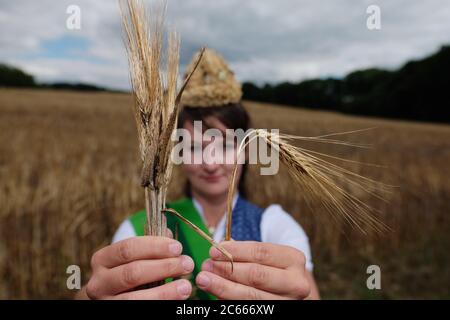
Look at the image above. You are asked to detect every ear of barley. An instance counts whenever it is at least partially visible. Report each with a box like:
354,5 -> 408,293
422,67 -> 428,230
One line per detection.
119,0 -> 203,237
120,0 -> 233,270
120,0 -> 169,238
225,129 -> 392,240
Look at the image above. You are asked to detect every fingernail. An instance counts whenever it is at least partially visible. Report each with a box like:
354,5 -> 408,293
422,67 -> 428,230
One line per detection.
202,260 -> 213,272
209,247 -> 220,259
169,242 -> 182,255
177,280 -> 191,297
181,256 -> 194,272
196,273 -> 210,288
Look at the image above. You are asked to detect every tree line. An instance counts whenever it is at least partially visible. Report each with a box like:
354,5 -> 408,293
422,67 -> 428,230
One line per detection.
243,46 -> 450,123
0,64 -> 106,92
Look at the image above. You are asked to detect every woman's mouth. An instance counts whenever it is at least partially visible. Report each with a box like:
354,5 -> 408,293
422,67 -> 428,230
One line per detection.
202,175 -> 222,183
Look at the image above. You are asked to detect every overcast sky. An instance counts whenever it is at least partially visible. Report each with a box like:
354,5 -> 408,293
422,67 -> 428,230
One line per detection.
1,0 -> 449,90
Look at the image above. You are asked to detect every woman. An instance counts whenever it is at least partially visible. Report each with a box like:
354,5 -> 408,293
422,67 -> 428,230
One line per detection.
77,49 -> 320,300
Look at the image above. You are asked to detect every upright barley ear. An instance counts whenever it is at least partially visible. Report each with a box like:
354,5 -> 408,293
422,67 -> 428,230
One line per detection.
120,0 -> 202,237
225,129 -> 391,241
120,0 -> 169,238
120,0 -> 232,271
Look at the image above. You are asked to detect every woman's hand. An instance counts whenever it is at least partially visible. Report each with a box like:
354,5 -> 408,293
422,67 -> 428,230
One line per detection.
83,236 -> 194,300
195,241 -> 318,300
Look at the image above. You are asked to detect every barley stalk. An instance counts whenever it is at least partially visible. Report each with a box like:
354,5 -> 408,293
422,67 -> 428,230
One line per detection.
120,0 -> 171,238
120,0 -> 233,274
163,208 -> 233,269
226,129 -> 392,240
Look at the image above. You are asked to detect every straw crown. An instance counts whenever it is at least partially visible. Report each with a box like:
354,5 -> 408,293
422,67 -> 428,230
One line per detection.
181,48 -> 242,107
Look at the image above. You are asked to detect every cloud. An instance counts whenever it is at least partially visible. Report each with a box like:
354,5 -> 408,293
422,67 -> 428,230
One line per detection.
0,0 -> 449,89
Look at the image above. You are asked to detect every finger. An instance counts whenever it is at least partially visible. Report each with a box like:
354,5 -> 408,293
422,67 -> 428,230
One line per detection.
195,271 -> 290,300
166,228 -> 174,239
201,259 -> 309,298
113,279 -> 192,300
93,256 -> 194,296
210,241 -> 304,269
92,236 -> 183,269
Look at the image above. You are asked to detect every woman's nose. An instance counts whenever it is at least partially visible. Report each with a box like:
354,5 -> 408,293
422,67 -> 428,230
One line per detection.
202,161 -> 220,173
202,152 -> 221,172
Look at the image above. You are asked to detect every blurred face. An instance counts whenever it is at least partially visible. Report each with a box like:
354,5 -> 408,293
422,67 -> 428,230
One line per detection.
182,116 -> 243,199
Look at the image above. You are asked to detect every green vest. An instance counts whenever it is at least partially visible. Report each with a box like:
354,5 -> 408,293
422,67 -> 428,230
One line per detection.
128,197 -> 216,300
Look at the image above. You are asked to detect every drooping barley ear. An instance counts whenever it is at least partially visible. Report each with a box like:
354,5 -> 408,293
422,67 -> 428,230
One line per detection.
120,0 -> 204,239
225,129 -> 391,241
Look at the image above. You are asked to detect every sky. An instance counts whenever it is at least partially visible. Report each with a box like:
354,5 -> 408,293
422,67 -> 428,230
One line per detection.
0,0 -> 449,90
